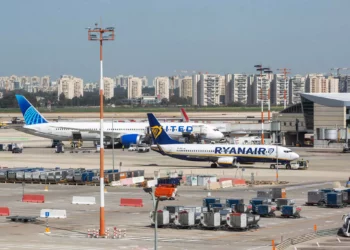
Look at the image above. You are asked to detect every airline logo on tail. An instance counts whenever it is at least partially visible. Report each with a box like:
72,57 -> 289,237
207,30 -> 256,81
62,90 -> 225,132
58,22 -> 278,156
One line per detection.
15,95 -> 48,125
151,125 -> 163,139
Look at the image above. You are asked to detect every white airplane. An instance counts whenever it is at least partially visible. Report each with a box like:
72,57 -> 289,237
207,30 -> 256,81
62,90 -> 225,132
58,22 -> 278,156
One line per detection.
147,113 -> 299,168
15,95 -> 224,146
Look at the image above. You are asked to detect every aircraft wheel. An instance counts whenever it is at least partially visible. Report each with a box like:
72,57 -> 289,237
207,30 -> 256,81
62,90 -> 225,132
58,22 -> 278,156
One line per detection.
286,164 -> 291,169
270,164 -> 276,169
210,163 -> 218,168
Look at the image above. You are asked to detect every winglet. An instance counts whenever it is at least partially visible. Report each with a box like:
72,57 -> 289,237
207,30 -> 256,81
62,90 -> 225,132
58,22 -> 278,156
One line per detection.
147,113 -> 182,145
15,95 -> 48,125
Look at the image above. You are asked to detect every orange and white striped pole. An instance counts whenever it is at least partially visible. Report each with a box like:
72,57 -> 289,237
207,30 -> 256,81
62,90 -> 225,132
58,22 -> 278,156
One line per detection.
88,23 -> 115,238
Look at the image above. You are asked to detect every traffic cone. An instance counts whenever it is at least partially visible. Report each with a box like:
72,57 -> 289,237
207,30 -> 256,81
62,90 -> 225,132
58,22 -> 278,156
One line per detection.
104,188 -> 107,193
45,227 -> 51,234
44,185 -> 48,192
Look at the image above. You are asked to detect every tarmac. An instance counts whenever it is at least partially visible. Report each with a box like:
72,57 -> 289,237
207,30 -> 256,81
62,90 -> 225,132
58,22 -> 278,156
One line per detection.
0,128 -> 350,250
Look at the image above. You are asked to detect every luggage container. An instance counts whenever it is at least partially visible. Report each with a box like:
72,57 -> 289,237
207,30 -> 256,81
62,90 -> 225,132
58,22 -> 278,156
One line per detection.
24,172 -> 33,182
250,198 -> 270,213
40,171 -> 49,182
0,144 -> 4,151
209,203 -> 225,212
150,210 -> 170,227
200,212 -> 222,229
133,170 -> 145,177
257,190 -> 273,200
82,171 -> 95,182
321,188 -> 334,194
226,213 -> 259,230
203,198 -> 220,209
234,203 -> 252,213
7,144 -> 13,151
0,170 -> 8,182
281,205 -> 301,218
16,171 -> 25,181
32,171 -> 44,182
275,198 -> 295,210
306,190 -> 325,206
226,199 -> 244,209
174,210 -> 196,228
325,192 -> 346,208
163,205 -> 184,223
271,188 -> 286,201
186,175 -> 198,186
256,204 -> 276,217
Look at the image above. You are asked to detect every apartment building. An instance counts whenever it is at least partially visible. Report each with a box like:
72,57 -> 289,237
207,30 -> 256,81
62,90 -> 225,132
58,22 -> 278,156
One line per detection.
154,76 -> 169,100
127,77 -> 143,99
104,77 -> 115,99
58,75 -> 84,99
289,75 -> 306,104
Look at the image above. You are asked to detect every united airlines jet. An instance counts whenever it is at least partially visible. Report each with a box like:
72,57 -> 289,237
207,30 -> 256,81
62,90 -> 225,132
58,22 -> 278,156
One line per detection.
15,95 -> 224,146
147,113 -> 299,168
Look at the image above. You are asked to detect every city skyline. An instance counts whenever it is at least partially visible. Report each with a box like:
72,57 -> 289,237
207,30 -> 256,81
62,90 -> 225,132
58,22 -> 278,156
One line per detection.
1,1 -> 350,82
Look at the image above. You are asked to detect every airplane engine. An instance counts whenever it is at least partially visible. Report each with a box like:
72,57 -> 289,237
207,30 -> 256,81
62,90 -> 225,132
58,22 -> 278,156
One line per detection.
217,157 -> 237,167
120,134 -> 141,147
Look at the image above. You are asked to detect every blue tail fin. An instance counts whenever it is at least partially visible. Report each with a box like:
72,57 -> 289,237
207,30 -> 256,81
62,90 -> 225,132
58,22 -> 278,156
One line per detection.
15,95 -> 48,125
147,113 -> 182,145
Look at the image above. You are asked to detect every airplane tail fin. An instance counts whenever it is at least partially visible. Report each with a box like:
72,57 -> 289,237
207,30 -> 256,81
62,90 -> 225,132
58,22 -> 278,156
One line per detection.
180,108 -> 189,122
147,113 -> 182,145
15,95 -> 48,125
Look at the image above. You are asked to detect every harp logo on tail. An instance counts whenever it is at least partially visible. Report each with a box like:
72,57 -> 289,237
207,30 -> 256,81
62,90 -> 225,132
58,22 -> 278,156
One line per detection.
151,126 -> 162,139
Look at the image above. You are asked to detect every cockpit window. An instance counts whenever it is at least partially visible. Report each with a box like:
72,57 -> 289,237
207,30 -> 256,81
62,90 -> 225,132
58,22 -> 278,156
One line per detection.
213,129 -> 219,131
284,150 -> 292,153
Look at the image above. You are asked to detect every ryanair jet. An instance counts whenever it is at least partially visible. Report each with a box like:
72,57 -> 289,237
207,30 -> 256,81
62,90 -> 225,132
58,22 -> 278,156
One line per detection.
147,113 -> 299,168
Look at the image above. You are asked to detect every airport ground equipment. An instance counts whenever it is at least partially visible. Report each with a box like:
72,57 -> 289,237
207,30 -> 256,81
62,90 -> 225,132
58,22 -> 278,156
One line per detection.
226,199 -> 244,209
275,198 -> 295,210
209,203 -> 225,212
324,192 -> 347,208
256,204 -> 276,217
226,213 -> 260,230
281,205 -> 301,218
203,198 -> 220,210
341,213 -> 350,237
163,205 -> 184,223
306,190 -> 325,206
150,210 -> 170,227
6,216 -> 38,223
290,160 -> 309,170
271,188 -> 286,201
234,203 -> 252,213
257,190 -> 273,200
174,210 -> 196,228
55,144 -> 64,153
200,210 -> 230,229
250,198 -> 270,214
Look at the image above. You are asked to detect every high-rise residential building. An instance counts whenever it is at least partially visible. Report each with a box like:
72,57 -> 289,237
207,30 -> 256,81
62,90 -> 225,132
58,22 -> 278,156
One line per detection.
192,74 -> 201,105
195,74 -> 220,106
339,75 -> 350,93
41,76 -> 50,91
115,75 -> 132,89
140,76 -> 148,88
225,74 -> 249,105
271,74 -> 289,106
127,77 -> 142,99
179,77 -> 192,98
19,76 -> 29,88
31,76 -> 40,85
289,75 -> 306,104
104,77 -> 115,99
305,74 -> 328,93
57,75 -> 83,99
154,77 -> 170,100
327,76 -> 339,93
84,83 -> 98,92
251,75 -> 270,105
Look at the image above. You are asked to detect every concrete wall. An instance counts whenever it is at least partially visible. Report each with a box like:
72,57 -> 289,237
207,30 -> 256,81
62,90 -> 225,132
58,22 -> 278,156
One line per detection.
314,103 -> 345,130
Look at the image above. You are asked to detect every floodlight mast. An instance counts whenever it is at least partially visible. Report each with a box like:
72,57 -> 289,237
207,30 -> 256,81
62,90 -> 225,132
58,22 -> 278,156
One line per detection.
87,23 -> 115,237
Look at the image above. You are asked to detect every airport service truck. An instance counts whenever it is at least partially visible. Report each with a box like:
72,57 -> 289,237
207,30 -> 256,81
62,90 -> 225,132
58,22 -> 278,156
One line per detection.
270,160 -> 309,170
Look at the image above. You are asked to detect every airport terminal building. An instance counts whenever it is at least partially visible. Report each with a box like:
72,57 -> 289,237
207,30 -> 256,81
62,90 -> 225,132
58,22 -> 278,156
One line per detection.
275,93 -> 350,148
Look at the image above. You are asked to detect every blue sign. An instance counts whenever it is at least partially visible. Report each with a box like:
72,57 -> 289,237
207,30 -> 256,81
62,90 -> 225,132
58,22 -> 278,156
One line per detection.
165,126 -> 193,133
45,212 -> 50,217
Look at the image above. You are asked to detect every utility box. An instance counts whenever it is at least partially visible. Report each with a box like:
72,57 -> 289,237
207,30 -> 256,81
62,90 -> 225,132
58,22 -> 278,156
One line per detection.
306,190 -> 325,205
275,198 -> 295,210
257,190 -> 273,200
200,212 -> 221,228
150,210 -> 170,227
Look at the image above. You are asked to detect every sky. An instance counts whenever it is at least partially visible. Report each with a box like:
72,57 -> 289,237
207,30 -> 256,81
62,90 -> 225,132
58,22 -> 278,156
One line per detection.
1,0 -> 350,82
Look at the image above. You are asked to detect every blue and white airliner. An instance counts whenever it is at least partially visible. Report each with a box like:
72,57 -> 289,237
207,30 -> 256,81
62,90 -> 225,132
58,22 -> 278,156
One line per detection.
15,95 -> 224,146
147,113 -> 299,168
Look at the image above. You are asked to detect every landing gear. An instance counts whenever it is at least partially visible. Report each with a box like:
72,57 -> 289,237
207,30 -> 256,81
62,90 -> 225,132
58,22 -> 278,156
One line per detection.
286,164 -> 291,169
210,163 -> 218,168
270,164 -> 276,169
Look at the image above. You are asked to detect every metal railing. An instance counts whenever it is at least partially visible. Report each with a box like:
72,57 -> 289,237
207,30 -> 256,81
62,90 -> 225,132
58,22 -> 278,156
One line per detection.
276,227 -> 339,250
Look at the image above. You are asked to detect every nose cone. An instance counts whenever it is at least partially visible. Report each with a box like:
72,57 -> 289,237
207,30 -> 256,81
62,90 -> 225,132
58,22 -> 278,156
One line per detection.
292,152 -> 299,160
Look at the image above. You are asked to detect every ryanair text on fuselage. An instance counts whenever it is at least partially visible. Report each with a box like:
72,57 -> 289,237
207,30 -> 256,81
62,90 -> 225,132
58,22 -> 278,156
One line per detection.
214,147 -> 275,155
